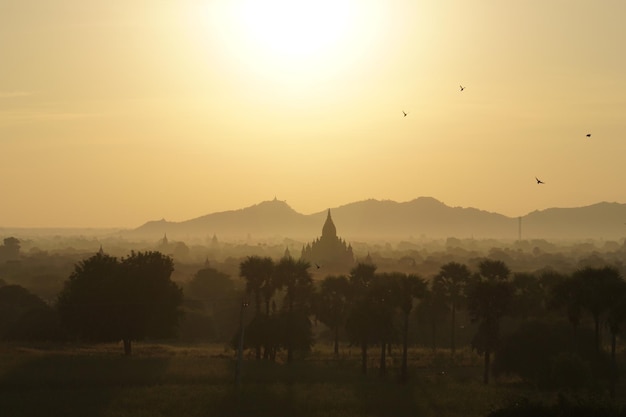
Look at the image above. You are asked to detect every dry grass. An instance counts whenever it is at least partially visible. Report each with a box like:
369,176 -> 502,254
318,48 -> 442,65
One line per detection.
0,342 -> 583,417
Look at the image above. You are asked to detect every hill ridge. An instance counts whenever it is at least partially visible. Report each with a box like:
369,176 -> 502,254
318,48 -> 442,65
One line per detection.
127,198 -> 626,241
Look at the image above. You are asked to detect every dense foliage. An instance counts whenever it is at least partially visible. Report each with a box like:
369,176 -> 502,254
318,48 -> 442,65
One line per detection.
57,251 -> 183,354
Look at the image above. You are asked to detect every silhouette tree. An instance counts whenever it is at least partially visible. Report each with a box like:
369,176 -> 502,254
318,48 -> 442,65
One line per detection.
467,259 -> 514,384
240,256 -> 275,359
0,284 -> 63,341
315,275 -> 351,355
185,265 -> 236,341
549,273 -> 584,352
187,266 -> 234,310
273,257 -> 314,363
478,259 -> 511,281
57,251 -> 183,355
0,237 -> 20,261
434,261 -> 470,356
575,266 -> 623,355
393,272 -> 426,383
368,273 -> 398,377
345,262 -> 378,374
511,272 -> 544,319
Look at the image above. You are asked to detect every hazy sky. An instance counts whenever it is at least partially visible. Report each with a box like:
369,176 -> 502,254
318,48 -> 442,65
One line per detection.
2,0 -> 625,228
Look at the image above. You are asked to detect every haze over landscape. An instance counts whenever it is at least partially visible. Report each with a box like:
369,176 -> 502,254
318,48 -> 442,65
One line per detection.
2,0 -> 625,229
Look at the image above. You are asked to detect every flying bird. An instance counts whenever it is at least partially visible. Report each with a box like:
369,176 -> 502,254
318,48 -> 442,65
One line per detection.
402,111 -> 408,117
586,133 -> 591,138
535,177 -> 545,184
460,85 -> 465,91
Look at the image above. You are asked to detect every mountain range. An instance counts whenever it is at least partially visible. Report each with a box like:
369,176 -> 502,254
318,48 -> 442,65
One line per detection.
127,197 -> 626,242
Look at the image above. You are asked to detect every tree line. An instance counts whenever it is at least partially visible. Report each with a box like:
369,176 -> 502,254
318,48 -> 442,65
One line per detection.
3,249 -> 626,394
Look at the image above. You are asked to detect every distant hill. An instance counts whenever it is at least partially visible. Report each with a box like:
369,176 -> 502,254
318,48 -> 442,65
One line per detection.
126,197 -> 626,241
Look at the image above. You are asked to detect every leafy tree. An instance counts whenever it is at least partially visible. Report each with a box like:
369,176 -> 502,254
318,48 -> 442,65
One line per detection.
467,259 -> 514,384
0,237 -> 20,261
434,261 -> 470,355
493,320 -> 596,388
183,266 -> 237,342
57,251 -> 183,355
0,285 -> 63,341
187,266 -> 234,308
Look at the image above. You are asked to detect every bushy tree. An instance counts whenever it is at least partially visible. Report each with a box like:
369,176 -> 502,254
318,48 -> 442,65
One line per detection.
0,285 -> 63,341
57,251 -> 183,355
493,320 -> 596,388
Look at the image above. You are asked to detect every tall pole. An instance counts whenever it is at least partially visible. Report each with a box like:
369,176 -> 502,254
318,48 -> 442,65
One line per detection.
235,299 -> 248,392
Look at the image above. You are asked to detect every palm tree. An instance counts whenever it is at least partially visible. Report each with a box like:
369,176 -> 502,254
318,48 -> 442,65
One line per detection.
368,274 -> 398,377
274,257 -> 314,363
394,272 -> 426,383
606,276 -> 626,398
239,256 -> 274,359
346,262 -> 378,374
240,256 -> 274,314
434,261 -> 470,356
315,275 -> 351,355
478,259 -> 511,281
575,266 -> 623,355
467,260 -> 514,384
548,273 -> 584,352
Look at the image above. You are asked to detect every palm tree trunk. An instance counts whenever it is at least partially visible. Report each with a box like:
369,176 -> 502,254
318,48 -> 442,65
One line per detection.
401,313 -> 409,384
451,303 -> 456,356
361,342 -> 368,375
379,341 -> 387,377
123,338 -> 132,356
611,331 -> 617,399
594,314 -> 600,355
483,349 -> 490,384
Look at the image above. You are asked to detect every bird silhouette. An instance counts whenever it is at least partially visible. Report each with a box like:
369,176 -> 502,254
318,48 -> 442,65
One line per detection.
586,133 -> 591,138
535,177 -> 545,184
460,85 -> 465,91
402,111 -> 408,117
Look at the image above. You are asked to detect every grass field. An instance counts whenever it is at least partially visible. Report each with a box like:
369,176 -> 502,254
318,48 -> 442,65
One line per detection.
0,342 -> 610,417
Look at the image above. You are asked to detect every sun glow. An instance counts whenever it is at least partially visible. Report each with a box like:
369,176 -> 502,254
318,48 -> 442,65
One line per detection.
201,0 -> 386,86
238,0 -> 351,60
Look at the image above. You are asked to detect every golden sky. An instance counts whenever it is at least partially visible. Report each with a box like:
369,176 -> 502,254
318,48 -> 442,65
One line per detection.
1,0 -> 625,228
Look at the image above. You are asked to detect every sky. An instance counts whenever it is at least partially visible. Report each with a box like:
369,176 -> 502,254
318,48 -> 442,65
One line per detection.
1,0 -> 625,228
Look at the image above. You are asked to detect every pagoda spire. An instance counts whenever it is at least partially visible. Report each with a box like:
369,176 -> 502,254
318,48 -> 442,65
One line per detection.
321,209 -> 337,239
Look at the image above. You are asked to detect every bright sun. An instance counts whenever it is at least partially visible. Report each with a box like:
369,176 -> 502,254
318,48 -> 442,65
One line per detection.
237,0 -> 352,60
203,0 -> 385,85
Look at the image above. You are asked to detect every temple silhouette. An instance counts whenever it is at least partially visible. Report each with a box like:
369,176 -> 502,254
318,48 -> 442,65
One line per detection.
301,209 -> 354,269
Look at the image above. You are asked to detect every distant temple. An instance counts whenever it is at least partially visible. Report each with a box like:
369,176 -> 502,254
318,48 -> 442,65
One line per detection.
301,209 -> 354,269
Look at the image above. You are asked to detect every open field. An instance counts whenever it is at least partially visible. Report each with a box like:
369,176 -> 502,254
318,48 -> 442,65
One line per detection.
0,342 -> 619,417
